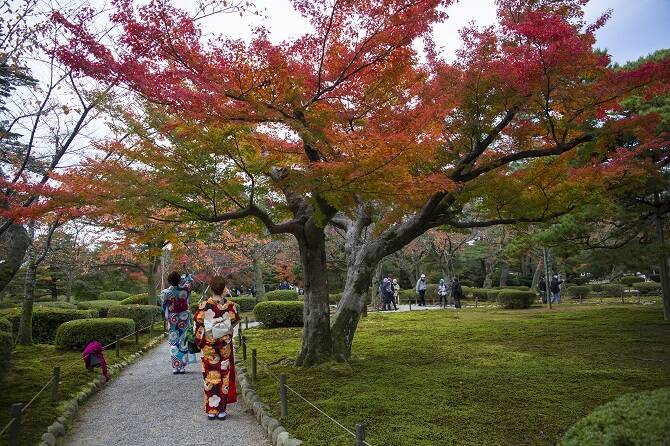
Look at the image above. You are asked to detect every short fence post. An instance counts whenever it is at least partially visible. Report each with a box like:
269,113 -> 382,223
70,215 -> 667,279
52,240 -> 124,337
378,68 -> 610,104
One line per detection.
409,299 -> 412,311
163,318 -> 167,331
149,317 -> 154,337
279,373 -> 288,418
356,423 -> 366,446
135,329 -> 139,345
51,367 -> 60,401
238,327 -> 242,347
252,349 -> 257,383
115,335 -> 120,357
245,317 -> 249,329
242,336 -> 247,361
8,403 -> 22,446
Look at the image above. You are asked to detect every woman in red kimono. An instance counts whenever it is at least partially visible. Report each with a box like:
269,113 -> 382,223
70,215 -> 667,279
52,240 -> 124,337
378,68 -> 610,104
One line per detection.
194,276 -> 240,420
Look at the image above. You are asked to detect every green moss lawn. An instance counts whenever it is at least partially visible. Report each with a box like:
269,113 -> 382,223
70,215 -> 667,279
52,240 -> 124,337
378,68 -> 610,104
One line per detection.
241,304 -> 670,446
0,324 -> 164,446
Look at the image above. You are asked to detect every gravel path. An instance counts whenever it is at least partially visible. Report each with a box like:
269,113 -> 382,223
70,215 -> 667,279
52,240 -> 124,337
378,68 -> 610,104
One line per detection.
63,340 -> 270,446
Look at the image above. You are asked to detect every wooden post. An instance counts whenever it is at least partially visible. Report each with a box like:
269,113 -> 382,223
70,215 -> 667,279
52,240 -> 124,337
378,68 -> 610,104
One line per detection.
242,336 -> 247,360
163,318 -> 167,332
51,367 -> 60,401
279,373 -> 288,418
115,335 -> 120,357
238,327 -> 242,347
245,317 -> 249,329
135,329 -> 139,345
8,403 -> 22,446
356,423 -> 366,446
149,317 -> 154,337
252,349 -> 257,383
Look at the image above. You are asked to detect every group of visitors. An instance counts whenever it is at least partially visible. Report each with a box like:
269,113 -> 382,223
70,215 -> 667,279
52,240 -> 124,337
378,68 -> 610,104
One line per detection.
379,274 -> 401,311
538,274 -> 564,304
159,271 -> 240,421
378,273 -> 464,309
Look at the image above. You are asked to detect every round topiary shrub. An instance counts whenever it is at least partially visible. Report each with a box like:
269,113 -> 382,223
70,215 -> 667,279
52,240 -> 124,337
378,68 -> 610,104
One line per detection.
254,301 -> 304,328
620,275 -> 644,286
496,290 -> 536,309
120,293 -> 149,305
560,387 -> 670,446
107,305 -> 161,329
98,290 -> 131,301
589,283 -> 605,293
466,288 -> 489,301
55,318 -> 136,350
499,285 -> 531,291
0,307 -> 97,344
603,283 -> 625,298
233,296 -> 258,312
76,300 -> 121,318
34,301 -> 77,309
633,281 -> 662,295
264,290 -> 299,301
486,289 -> 502,301
568,286 -> 591,300
0,317 -> 12,333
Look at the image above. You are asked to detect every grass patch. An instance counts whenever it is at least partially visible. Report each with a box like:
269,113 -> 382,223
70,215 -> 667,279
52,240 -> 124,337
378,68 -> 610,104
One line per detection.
242,304 -> 670,446
0,323 -> 164,446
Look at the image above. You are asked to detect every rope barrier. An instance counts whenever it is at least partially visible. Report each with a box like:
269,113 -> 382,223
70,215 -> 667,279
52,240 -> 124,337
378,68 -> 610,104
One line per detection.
0,320 -> 166,439
258,360 -> 373,446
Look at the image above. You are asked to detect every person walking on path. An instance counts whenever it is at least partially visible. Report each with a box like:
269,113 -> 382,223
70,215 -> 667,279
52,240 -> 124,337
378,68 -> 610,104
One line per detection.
451,277 -> 463,308
160,271 -> 196,374
194,276 -> 241,420
392,278 -> 401,308
381,277 -> 393,311
438,279 -> 449,308
415,274 -> 427,306
539,278 -> 548,304
550,275 -> 564,304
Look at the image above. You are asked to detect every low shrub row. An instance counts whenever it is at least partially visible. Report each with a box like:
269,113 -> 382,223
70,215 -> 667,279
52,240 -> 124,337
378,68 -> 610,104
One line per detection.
0,307 -> 96,344
633,281 -> 662,295
120,293 -> 149,305
76,300 -> 120,317
0,317 -> 12,378
254,301 -> 303,328
34,301 -> 77,309
567,286 -> 590,300
496,290 -> 536,309
264,290 -> 300,301
235,296 -> 258,312
55,318 -> 136,350
620,275 -> 644,286
98,290 -> 131,301
107,305 -> 161,329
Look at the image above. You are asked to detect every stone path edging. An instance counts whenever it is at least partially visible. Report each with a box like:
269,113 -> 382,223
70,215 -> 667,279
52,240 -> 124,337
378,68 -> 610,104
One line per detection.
37,333 -> 165,446
234,356 -> 303,446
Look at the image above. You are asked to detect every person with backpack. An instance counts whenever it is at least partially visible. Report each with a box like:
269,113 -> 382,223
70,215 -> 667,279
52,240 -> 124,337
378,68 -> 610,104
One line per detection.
438,278 -> 449,308
550,275 -> 564,303
415,274 -> 427,306
451,277 -> 463,308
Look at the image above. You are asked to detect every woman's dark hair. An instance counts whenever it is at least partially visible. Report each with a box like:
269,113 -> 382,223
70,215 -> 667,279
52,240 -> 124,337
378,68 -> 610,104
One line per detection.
167,271 -> 181,286
211,276 -> 227,296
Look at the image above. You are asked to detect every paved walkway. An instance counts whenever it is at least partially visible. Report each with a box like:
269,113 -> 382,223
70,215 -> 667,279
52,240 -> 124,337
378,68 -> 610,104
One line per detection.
63,340 -> 270,446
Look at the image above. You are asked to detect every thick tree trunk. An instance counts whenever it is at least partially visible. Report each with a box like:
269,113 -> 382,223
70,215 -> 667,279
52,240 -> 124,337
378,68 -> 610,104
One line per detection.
531,258 -> 543,290
654,211 -> 670,320
253,258 -> 265,302
0,222 -> 30,294
370,261 -> 383,309
499,259 -> 510,287
66,272 -> 74,302
17,224 -> 36,345
295,224 -> 333,367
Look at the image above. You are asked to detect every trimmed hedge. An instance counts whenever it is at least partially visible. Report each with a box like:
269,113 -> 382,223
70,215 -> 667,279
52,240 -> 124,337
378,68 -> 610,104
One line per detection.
98,290 -> 131,301
486,289 -> 502,301
120,293 -> 149,305
234,296 -> 258,312
107,305 -> 161,328
603,283 -> 625,298
633,281 -> 661,295
34,301 -> 77,309
75,300 -> 121,317
589,283 -> 605,293
0,307 -> 96,344
498,286 -> 531,291
464,288 -> 489,301
620,275 -> 644,286
496,290 -> 536,309
264,290 -> 299,301
568,286 -> 591,300
55,318 -> 135,350
0,331 -> 12,378
254,301 -> 304,328
560,387 -> 670,446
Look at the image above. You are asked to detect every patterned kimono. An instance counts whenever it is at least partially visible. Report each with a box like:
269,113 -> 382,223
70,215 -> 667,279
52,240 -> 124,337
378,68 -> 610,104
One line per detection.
160,276 -> 196,371
194,297 -> 240,415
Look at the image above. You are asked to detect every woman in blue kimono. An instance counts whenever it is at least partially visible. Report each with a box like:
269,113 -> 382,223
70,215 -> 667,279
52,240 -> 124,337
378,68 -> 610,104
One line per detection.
160,271 -> 196,374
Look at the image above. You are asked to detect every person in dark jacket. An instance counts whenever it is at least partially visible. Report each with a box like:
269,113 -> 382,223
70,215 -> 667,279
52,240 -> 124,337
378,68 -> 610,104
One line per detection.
539,278 -> 547,304
550,275 -> 563,303
451,278 -> 463,308
382,278 -> 397,311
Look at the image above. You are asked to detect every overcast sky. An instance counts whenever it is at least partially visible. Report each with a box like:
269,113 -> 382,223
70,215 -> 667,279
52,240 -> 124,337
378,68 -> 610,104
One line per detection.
204,0 -> 670,64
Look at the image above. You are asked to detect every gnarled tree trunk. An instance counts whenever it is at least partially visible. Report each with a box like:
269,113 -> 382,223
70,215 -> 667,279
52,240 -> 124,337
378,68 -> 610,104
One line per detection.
0,222 -> 30,294
17,223 -> 36,345
253,258 -> 265,302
